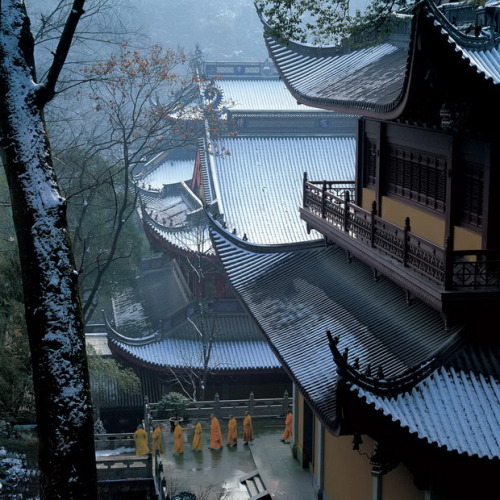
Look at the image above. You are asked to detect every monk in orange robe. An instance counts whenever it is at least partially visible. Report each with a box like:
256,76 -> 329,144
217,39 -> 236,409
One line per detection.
192,421 -> 203,451
134,424 -> 149,455
243,411 -> 253,445
226,415 -> 237,447
209,413 -> 223,450
281,411 -> 293,442
152,424 -> 164,455
173,422 -> 184,455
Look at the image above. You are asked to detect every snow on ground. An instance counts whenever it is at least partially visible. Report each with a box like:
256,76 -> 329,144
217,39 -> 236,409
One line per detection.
95,446 -> 134,457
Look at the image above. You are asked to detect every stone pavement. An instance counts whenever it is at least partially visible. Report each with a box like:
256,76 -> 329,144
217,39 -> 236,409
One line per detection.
158,417 -> 316,499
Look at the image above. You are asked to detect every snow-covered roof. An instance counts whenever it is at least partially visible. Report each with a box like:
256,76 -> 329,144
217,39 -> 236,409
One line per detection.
110,312 -> 281,372
218,78 -> 325,112
209,136 -> 355,244
113,337 -> 280,372
145,218 -> 215,255
210,224 -> 463,428
140,157 -> 195,190
263,0 -> 500,118
354,366 -> 500,460
265,33 -> 408,116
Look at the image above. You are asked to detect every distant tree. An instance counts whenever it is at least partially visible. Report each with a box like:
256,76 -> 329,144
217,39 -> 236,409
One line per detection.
54,147 -> 144,323
87,345 -> 141,419
0,243 -> 34,424
76,44 -> 208,321
0,0 -> 98,497
257,0 -> 410,45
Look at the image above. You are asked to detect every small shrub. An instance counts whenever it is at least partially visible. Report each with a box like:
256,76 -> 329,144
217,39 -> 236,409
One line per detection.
157,392 -> 188,419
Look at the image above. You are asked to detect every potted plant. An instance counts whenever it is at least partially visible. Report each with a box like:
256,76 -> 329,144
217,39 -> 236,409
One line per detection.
157,392 -> 188,431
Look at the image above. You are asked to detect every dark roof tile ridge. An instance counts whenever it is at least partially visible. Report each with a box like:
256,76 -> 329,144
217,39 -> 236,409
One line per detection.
327,326 -> 465,397
102,311 -> 159,346
427,0 -> 500,50
206,209 -> 326,254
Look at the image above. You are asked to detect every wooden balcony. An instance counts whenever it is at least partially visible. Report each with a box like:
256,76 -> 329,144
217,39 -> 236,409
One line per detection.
301,177 -> 500,313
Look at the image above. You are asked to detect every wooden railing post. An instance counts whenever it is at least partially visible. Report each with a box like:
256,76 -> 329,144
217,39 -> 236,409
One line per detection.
144,395 -> 149,429
321,180 -> 327,219
444,234 -> 453,290
249,392 -> 255,415
371,201 -> 377,248
343,190 -> 350,232
214,393 -> 221,418
403,217 -> 411,266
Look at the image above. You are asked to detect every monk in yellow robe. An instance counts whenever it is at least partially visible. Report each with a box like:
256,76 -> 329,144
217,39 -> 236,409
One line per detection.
192,421 -> 203,451
134,425 -> 149,455
281,411 -> 293,442
243,411 -> 253,445
173,422 -> 184,455
209,413 -> 223,450
226,415 -> 237,447
152,424 -> 164,455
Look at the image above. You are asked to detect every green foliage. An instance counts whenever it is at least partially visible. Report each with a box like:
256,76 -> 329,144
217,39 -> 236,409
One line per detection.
87,345 -> 141,409
157,392 -> 188,419
0,175 -> 34,424
257,0 -> 411,46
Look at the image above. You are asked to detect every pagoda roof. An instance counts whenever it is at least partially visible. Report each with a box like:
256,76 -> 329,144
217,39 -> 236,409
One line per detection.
210,221 -> 500,459
352,363 -> 500,460
139,156 -> 194,190
207,135 -> 355,244
209,221 -> 463,429
263,0 -> 500,119
108,311 -> 281,373
217,78 -> 334,113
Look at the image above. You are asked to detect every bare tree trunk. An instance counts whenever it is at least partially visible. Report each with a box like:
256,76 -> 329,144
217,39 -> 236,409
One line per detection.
0,1 -> 98,497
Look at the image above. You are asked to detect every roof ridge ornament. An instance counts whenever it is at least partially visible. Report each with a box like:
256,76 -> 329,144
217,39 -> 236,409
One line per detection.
326,329 -> 461,396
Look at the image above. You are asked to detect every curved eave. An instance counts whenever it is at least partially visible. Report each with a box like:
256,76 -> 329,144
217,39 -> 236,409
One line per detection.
263,17 -> 416,120
352,366 -> 500,461
109,337 -> 283,374
263,0 -> 500,120
427,0 -> 500,86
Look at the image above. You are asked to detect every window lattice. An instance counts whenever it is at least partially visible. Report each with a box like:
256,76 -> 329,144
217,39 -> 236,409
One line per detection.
387,145 -> 447,212
461,162 -> 483,227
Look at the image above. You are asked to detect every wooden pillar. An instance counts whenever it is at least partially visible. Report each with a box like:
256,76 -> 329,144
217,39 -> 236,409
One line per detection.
375,120 -> 385,216
445,133 -> 457,249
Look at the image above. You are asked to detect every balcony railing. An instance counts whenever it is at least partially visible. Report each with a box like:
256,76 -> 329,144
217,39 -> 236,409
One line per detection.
303,178 -> 500,291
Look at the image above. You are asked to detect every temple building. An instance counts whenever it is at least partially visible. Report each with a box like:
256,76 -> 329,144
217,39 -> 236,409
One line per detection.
207,1 -> 500,499
102,58 -> 357,405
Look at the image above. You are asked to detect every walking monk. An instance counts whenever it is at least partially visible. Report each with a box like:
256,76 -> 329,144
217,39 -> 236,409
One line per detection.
134,424 -> 149,455
173,422 -> 184,456
209,413 -> 223,450
192,420 -> 203,451
152,424 -> 164,455
226,415 -> 237,447
243,411 -> 254,445
281,411 -> 293,443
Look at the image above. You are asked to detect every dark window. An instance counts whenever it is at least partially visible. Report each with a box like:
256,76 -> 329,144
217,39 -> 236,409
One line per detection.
387,145 -> 447,212
461,162 -> 483,227
366,139 -> 377,187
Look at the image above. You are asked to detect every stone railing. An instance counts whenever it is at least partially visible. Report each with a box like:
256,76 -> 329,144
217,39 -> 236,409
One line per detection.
94,432 -> 135,451
96,454 -> 152,481
143,391 -> 291,432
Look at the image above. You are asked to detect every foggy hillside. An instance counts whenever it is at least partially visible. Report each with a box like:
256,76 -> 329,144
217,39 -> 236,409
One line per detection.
126,0 -> 269,61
